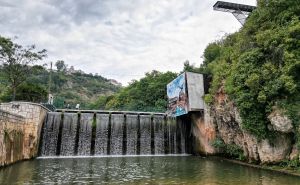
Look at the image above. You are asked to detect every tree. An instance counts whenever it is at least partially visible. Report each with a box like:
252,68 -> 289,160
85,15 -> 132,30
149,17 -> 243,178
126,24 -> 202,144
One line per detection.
183,60 -> 194,72
55,60 -> 67,72
0,36 -> 47,100
203,43 -> 221,66
105,70 -> 177,112
14,83 -> 47,102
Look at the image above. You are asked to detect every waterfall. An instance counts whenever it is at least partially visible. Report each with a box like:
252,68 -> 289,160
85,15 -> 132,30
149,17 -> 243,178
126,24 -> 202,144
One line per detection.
39,112 -> 189,157
153,115 -> 164,154
126,114 -> 138,155
110,114 -> 124,155
60,113 -> 78,156
40,112 -> 62,156
168,118 -> 177,154
77,113 -> 93,155
95,114 -> 109,155
139,115 -> 152,155
177,119 -> 186,154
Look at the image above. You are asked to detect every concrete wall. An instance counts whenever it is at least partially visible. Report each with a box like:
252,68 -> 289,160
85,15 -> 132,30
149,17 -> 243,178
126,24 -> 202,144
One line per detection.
0,102 -> 49,167
186,72 -> 204,111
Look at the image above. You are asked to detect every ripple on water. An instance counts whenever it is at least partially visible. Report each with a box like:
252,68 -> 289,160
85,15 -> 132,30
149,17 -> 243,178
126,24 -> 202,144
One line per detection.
0,156 -> 299,185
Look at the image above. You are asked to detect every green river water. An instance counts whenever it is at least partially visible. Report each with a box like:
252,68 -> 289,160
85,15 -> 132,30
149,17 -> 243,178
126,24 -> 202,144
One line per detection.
0,156 -> 299,185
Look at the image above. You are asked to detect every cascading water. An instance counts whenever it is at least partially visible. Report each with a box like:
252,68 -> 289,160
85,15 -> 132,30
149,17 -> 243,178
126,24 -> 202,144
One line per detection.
168,118 -> 176,154
39,112 -> 190,157
139,115 -> 152,155
60,113 -> 78,156
126,114 -> 138,155
40,112 -> 62,156
95,114 -> 109,155
110,114 -> 124,155
153,115 -> 164,154
177,119 -> 186,154
77,113 -> 93,155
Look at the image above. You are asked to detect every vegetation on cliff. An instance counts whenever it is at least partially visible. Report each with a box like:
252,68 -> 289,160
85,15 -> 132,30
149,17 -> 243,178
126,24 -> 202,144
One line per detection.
203,0 -> 299,144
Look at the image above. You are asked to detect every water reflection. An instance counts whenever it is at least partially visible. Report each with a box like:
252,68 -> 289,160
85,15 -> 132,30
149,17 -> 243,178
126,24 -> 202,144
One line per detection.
0,156 -> 299,185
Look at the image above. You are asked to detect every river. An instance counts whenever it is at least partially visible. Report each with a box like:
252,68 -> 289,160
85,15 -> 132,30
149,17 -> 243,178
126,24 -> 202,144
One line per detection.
0,156 -> 299,184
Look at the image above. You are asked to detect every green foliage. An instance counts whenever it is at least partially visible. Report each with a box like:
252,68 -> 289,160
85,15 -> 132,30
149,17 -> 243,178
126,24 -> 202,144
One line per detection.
55,60 -> 67,72
204,0 -> 300,140
182,60 -> 210,74
88,96 -> 112,109
279,158 -> 300,169
0,82 -> 47,102
203,42 -> 221,66
211,138 -> 224,148
0,64 -> 121,108
204,94 -> 213,104
212,138 -> 245,160
104,70 -> 177,112
0,36 -> 47,100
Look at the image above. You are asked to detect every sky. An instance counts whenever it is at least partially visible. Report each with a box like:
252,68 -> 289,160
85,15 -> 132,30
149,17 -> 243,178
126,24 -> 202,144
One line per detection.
0,0 -> 256,85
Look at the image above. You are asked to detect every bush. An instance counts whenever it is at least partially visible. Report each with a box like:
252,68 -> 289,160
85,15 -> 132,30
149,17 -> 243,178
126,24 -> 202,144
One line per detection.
203,0 -> 300,141
212,138 -> 245,161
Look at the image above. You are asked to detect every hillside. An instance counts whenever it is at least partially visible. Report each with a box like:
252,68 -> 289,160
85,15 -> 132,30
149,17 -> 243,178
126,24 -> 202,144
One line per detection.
0,65 -> 121,109
203,0 -> 299,140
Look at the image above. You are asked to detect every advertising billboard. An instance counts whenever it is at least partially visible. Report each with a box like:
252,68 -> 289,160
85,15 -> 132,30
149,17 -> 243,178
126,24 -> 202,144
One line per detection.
167,73 -> 188,117
167,72 -> 205,117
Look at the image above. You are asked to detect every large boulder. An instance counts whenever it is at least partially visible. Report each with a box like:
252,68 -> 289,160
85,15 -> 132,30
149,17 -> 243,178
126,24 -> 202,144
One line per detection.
257,134 -> 292,164
268,108 -> 293,133
242,131 -> 260,162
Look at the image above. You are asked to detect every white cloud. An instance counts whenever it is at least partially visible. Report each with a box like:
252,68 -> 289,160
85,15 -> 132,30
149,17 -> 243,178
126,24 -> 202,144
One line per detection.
0,0 -> 257,85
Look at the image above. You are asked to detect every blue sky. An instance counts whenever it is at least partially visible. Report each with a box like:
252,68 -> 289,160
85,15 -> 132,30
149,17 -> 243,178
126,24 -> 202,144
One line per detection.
0,0 -> 256,85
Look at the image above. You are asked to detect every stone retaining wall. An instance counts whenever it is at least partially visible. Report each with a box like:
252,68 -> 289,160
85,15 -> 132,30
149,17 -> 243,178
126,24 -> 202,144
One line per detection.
0,102 -> 49,167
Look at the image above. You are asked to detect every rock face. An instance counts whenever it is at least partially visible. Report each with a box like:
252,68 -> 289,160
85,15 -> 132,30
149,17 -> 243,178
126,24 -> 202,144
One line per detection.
289,145 -> 299,161
190,109 -> 216,155
257,134 -> 292,163
268,108 -> 293,133
196,86 -> 296,164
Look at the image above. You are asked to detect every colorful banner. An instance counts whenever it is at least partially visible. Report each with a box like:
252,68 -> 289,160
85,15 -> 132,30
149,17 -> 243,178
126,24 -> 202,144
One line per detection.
167,73 -> 188,117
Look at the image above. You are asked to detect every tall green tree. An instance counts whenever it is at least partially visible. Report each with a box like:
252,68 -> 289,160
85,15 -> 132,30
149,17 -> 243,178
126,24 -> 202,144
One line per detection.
55,60 -> 67,72
105,70 -> 177,112
0,36 -> 47,100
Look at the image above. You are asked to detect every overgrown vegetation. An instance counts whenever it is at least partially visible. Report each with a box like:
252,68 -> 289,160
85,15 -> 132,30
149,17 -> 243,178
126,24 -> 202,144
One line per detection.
0,36 -> 46,100
279,158 -> 300,169
212,138 -> 245,161
0,63 -> 120,109
91,70 -> 178,112
203,0 -> 300,142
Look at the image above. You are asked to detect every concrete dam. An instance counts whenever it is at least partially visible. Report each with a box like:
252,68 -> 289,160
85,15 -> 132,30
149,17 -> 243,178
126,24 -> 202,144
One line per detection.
39,111 -> 192,157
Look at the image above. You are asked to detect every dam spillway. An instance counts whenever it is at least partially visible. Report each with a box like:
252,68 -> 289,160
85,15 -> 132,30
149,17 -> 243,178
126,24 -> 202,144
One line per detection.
39,111 -> 190,156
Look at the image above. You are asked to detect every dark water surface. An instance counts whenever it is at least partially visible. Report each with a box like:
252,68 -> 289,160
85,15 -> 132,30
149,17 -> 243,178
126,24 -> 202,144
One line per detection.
0,156 -> 299,185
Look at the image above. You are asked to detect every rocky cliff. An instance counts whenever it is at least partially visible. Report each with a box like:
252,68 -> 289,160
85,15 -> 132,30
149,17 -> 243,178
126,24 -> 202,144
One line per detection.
194,86 -> 299,164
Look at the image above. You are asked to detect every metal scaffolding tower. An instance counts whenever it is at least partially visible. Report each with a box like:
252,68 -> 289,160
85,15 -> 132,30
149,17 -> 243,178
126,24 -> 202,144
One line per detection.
213,1 -> 256,25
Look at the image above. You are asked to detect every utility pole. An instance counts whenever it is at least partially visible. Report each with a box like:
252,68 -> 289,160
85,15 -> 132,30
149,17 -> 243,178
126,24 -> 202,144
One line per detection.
48,62 -> 52,95
48,62 -> 53,104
